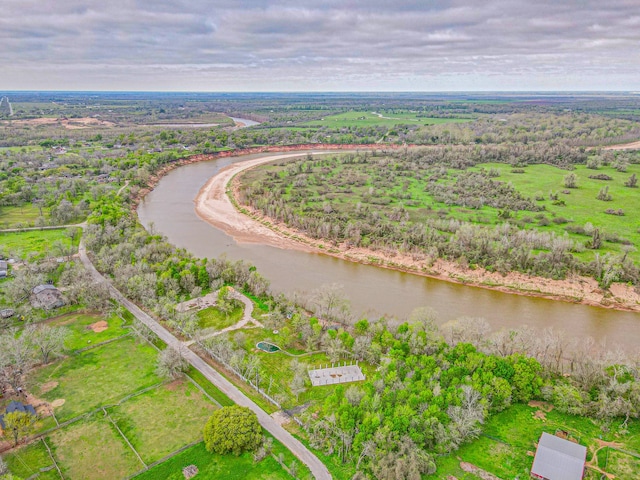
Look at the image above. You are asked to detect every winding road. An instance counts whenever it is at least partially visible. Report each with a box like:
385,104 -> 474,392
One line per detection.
78,238 -> 331,480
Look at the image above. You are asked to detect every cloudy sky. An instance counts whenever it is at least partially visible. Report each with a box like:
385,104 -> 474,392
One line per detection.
2,0 -> 639,91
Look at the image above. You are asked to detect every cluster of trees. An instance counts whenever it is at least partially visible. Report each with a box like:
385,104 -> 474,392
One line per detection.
240,151 -> 639,284
82,211 -> 270,338
278,309 -> 639,479
0,325 -> 68,396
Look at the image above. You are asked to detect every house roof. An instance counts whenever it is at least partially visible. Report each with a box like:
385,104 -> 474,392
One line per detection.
531,432 -> 587,480
0,401 -> 36,429
32,284 -> 58,294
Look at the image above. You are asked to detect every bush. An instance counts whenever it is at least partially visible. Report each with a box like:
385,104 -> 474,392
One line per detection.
604,209 -> 624,216
203,406 -> 262,456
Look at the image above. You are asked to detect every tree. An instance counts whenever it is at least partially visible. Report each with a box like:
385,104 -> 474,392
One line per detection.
563,172 -> 578,189
156,347 -> 189,379
289,360 -> 308,401
2,411 -> 36,446
596,185 -> 612,201
27,325 -> 68,364
216,286 -> 234,321
311,283 -> 351,324
203,406 -> 262,455
0,456 -> 7,475
0,330 -> 34,395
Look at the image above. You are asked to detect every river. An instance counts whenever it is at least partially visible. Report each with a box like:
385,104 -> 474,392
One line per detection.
138,151 -> 640,352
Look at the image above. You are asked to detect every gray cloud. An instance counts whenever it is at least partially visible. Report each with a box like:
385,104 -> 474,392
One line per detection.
1,0 -> 639,90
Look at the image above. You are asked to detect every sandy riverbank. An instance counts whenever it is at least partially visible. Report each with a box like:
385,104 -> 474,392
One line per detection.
194,153 -> 640,312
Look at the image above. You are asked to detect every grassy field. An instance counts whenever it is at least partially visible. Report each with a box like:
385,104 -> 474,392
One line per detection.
109,379 -> 216,463
0,204 -> 46,227
0,229 -> 76,260
463,162 -> 640,261
197,302 -> 244,330
428,403 -> 640,479
3,439 -> 56,479
3,303 -> 314,480
48,311 -> 130,351
47,416 -> 144,480
29,336 -> 160,422
302,110 -> 473,128
133,441 -> 291,480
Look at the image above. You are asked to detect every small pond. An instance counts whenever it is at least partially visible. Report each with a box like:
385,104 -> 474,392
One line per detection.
256,341 -> 280,353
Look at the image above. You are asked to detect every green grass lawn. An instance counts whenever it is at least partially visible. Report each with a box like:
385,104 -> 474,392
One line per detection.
461,162 -> 640,261
428,403 -> 640,479
197,302 -> 244,330
0,229 -> 76,260
48,311 -> 130,351
3,439 -> 55,479
0,204 -> 46,227
47,416 -> 144,480
29,336 -> 160,422
132,442 -> 291,480
109,379 -> 217,464
301,110 -> 473,128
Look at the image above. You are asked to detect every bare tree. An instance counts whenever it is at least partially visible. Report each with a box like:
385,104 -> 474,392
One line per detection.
311,283 -> 351,324
156,346 -> 189,379
0,329 -> 34,395
27,325 -> 68,364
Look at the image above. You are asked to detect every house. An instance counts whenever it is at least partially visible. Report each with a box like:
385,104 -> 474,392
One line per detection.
0,401 -> 37,429
531,432 -> 587,480
0,260 -> 8,278
31,284 -> 65,310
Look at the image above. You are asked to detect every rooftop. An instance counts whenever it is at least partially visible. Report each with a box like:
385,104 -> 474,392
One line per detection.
531,432 -> 587,480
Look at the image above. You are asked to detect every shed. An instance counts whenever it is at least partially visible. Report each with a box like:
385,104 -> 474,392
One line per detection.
31,284 -> 65,310
0,308 -> 15,319
0,401 -> 37,429
531,432 -> 587,480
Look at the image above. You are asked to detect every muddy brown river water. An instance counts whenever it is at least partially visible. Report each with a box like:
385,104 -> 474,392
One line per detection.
138,151 -> 640,353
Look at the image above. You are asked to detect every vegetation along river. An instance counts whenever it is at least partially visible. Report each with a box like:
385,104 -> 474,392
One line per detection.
138,151 -> 640,353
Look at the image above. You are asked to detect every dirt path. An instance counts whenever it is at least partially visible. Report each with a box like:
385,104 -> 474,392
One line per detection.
183,289 -> 263,346
603,140 -> 640,150
194,154 -> 640,312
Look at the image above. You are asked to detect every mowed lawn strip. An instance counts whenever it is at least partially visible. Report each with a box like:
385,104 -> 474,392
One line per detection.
29,336 -> 160,422
47,416 -> 143,480
109,379 -> 217,464
132,441 -> 290,480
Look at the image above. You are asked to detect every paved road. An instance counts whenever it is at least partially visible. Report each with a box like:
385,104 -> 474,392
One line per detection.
78,239 -> 331,479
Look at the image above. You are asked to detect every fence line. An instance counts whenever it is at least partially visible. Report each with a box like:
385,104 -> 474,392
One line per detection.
42,437 -> 65,480
102,407 -> 147,469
